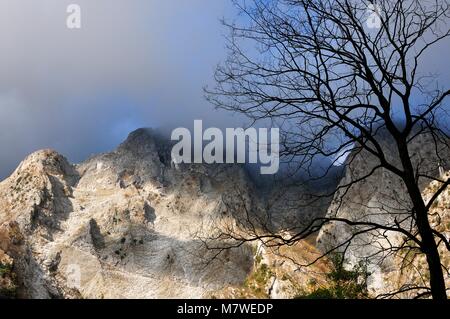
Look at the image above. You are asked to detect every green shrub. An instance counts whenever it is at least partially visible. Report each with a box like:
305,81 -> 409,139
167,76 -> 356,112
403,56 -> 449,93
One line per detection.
297,287 -> 335,299
0,262 -> 14,277
0,285 -> 17,298
0,263 -> 17,299
296,253 -> 370,299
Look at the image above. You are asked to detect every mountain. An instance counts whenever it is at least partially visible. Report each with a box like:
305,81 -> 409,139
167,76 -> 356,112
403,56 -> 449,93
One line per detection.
3,127 -> 445,298
317,131 -> 450,296
0,128 -> 329,298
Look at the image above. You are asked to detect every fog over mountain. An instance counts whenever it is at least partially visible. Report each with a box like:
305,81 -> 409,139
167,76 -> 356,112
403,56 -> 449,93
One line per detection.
1,1 -> 449,181
0,0 -> 242,179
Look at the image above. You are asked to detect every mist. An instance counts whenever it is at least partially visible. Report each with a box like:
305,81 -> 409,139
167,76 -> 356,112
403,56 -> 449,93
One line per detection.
0,0 -> 241,178
0,0 -> 448,180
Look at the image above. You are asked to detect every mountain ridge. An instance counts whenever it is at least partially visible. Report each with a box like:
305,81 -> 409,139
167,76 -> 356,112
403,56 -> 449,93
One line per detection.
0,128 -> 329,298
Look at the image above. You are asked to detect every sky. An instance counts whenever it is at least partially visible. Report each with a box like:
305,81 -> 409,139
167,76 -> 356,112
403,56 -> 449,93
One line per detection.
0,0 -> 241,178
0,1 -> 448,179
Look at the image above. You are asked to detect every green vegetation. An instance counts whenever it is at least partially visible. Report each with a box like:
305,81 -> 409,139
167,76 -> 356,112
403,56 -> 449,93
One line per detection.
0,263 -> 12,277
0,262 -> 17,298
296,253 -> 370,299
252,263 -> 273,286
242,262 -> 274,297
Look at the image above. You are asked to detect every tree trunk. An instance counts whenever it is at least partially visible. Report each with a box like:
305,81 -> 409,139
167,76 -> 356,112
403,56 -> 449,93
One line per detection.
407,184 -> 447,299
397,140 -> 447,299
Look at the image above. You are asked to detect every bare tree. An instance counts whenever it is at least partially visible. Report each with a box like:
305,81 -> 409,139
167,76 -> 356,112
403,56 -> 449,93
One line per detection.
205,0 -> 450,299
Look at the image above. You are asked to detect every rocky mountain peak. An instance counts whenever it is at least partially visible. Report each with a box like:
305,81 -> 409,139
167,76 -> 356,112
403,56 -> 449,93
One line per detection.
14,149 -> 77,180
118,128 -> 158,155
0,130 -> 260,298
116,128 -> 171,163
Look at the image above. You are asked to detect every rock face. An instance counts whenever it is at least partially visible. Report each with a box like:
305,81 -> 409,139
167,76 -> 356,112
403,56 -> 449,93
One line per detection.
376,172 -> 450,298
317,131 -> 450,296
0,129 -> 257,298
2,127 -> 447,298
0,128 -> 331,299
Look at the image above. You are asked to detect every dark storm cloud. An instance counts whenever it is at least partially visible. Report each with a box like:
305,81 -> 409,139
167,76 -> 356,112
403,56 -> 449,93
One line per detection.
0,0 -> 448,179
0,0 -> 238,178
